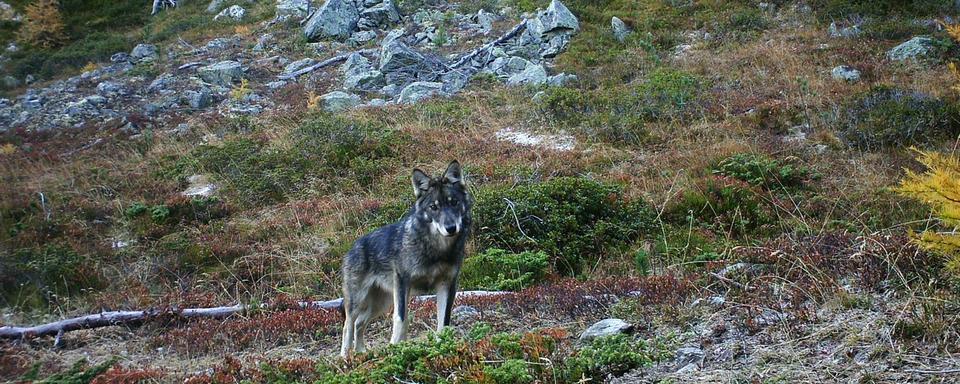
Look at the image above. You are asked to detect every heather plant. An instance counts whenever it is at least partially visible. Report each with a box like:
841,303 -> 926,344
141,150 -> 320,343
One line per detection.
713,153 -> 815,191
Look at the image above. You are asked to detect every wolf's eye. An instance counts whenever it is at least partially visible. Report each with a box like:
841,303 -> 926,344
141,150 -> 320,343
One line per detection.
429,203 -> 438,211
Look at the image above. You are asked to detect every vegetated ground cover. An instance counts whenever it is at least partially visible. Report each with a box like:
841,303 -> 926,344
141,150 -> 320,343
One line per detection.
2,0 -> 960,382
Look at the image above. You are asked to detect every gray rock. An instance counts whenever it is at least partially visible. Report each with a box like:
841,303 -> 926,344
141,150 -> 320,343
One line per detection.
397,81 -> 445,104
887,36 -> 935,62
214,5 -> 245,22
611,16 -> 631,42
206,37 -> 238,51
320,91 -> 362,111
303,0 -> 360,41
674,347 -> 705,372
342,52 -> 373,75
266,80 -> 288,90
831,65 -> 861,82
283,58 -> 318,76
110,52 -> 131,63
507,63 -> 548,86
828,22 -> 861,38
148,74 -> 175,93
206,0 -> 226,13
380,83 -> 400,97
540,0 -> 579,34
185,88 -> 213,109
548,73 -> 577,86
130,44 -> 159,63
358,0 -> 401,31
345,70 -> 385,91
440,70 -> 471,93
96,81 -> 125,97
253,33 -> 275,52
717,262 -> 760,279
348,30 -> 378,46
183,174 -> 218,197
365,98 -> 387,107
579,319 -> 633,342
451,305 -> 480,323
198,60 -> 243,86
379,41 -> 444,85
474,10 -> 496,35
276,0 -> 310,19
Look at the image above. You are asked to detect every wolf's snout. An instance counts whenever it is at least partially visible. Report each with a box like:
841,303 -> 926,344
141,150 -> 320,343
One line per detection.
443,224 -> 459,236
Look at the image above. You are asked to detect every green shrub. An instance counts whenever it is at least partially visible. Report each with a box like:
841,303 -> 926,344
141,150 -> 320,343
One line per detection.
564,334 -> 652,381
809,0 -> 955,20
460,248 -> 549,291
633,248 -> 651,275
838,86 -> 960,150
473,177 -> 655,275
485,359 -> 535,384
637,68 -> 702,118
712,153 -> 815,190
666,177 -> 772,237
3,244 -> 103,304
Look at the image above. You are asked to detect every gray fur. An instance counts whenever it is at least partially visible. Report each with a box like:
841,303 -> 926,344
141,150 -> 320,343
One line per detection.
340,160 -> 472,357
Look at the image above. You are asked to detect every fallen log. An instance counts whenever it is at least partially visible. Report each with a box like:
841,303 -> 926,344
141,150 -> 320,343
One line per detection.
277,49 -> 378,80
449,20 -> 527,70
0,291 -> 511,341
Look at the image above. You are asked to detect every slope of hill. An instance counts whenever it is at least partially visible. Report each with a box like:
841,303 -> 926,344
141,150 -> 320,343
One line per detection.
1,0 -> 959,382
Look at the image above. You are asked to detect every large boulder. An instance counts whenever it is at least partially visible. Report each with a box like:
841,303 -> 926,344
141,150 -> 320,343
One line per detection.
379,41 -> 444,85
508,0 -> 579,59
320,91 -> 362,111
198,60 -> 243,86
507,63 -> 548,86
579,319 -> 633,342
341,53 -> 385,91
398,81 -> 445,104
611,16 -> 631,42
831,65 -> 861,82
887,36 -> 935,62
303,0 -> 360,41
130,44 -> 159,63
358,0 -> 401,31
539,0 -> 579,35
214,5 -> 245,22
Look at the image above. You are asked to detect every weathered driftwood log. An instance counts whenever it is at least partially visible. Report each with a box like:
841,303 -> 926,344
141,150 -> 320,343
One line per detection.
277,49 -> 378,80
449,20 -> 527,70
0,291 -> 510,340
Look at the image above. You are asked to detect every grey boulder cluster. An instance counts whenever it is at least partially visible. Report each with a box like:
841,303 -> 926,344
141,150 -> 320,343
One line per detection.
308,0 -> 581,107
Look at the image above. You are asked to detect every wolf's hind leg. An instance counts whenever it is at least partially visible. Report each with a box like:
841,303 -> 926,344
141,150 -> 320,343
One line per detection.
354,289 -> 390,352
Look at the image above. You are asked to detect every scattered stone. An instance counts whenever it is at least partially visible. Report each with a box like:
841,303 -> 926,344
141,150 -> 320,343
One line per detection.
345,70 -> 385,92
283,58 -> 318,76
184,88 -> 213,109
111,52 -> 131,63
831,65 -> 861,82
397,81 -> 445,104
276,0 -> 310,19
579,318 -> 633,342
451,305 -> 480,323
303,0 -> 360,41
887,36 -> 935,62
358,0 -> 401,31
183,174 -> 218,197
828,21 -> 861,38
266,80 -> 288,90
205,37 -> 238,51
548,73 -> 577,87
348,30 -> 378,46
507,63 -> 548,86
214,5 -> 245,22
198,61 -> 243,86
474,10 -> 496,35
611,16 -> 631,42
320,91 -> 362,111
253,33 -> 275,52
379,41 -> 444,85
130,44 -> 159,63
95,81 -> 125,98
674,347 -> 705,372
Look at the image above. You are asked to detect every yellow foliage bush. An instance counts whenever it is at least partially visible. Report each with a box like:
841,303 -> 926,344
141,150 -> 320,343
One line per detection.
17,0 -> 67,49
897,150 -> 960,276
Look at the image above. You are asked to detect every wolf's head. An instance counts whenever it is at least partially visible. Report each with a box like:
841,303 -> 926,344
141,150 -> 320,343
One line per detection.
411,160 -> 472,237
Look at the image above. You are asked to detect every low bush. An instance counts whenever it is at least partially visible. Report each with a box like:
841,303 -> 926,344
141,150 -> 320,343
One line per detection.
1,243 -> 103,305
460,248 -> 550,291
838,86 -> 960,150
666,177 -> 773,237
713,153 -> 815,190
473,177 -> 655,275
564,334 -> 654,381
896,150 -> 960,282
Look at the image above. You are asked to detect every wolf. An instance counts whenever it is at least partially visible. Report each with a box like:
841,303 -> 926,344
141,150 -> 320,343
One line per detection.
340,160 -> 472,357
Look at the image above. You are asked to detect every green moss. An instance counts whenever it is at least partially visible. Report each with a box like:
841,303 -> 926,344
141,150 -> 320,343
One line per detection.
473,177 -> 655,276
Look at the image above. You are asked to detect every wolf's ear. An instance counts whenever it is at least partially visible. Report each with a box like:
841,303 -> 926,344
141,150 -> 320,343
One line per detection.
443,160 -> 462,184
412,168 -> 431,197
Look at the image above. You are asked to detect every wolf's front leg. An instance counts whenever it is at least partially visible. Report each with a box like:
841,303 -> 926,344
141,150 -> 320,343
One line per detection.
390,274 -> 410,343
435,280 -> 457,332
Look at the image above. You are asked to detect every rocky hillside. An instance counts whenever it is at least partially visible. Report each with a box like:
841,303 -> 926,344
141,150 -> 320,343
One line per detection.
1,0 -> 960,382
